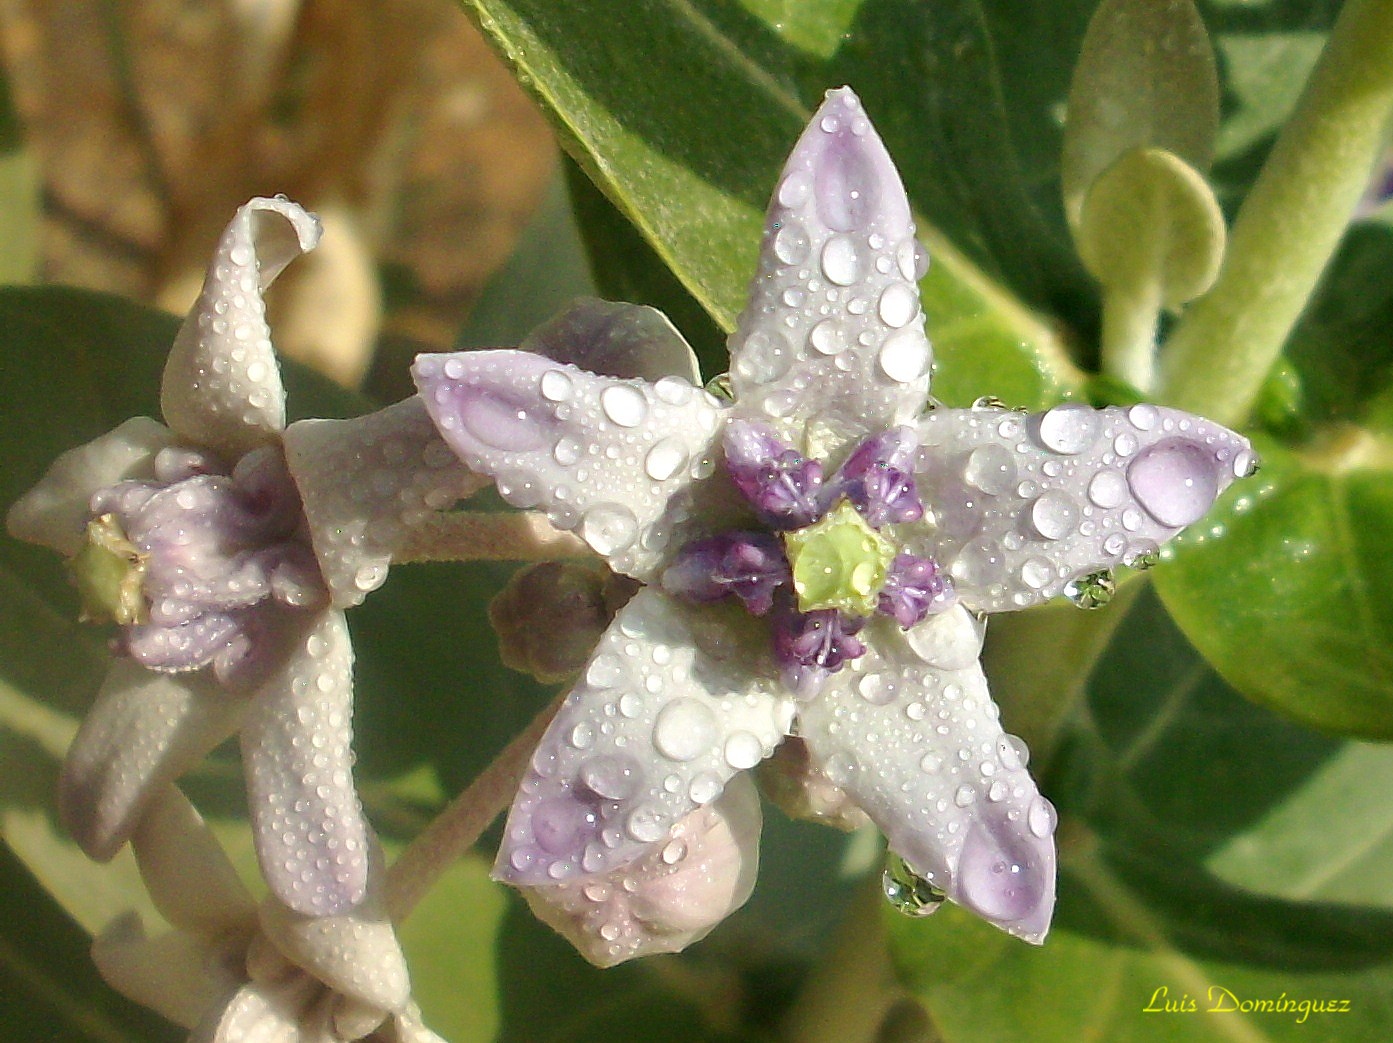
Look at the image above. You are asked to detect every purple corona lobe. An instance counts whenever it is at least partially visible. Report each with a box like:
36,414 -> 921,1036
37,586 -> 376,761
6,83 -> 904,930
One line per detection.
723,420 -> 825,529
878,552 -> 952,628
661,532 -> 791,616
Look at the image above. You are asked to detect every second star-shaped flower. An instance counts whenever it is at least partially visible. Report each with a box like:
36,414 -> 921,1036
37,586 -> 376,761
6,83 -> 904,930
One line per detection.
413,88 -> 1253,950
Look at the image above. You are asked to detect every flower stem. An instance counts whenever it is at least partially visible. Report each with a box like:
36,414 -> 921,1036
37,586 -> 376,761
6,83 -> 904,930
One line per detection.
1158,0 -> 1393,426
385,695 -> 562,921
394,511 -> 589,564
1099,274 -> 1162,395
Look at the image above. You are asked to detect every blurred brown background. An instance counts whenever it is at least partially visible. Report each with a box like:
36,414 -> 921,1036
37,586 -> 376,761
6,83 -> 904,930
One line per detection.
0,0 -> 558,389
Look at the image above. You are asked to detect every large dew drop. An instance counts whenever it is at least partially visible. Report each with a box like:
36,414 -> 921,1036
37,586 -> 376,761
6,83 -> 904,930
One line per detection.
878,330 -> 930,383
580,504 -> 639,556
1035,404 -> 1098,455
653,698 -> 719,762
821,234 -> 863,285
600,385 -> 649,428
645,438 -> 689,481
882,853 -> 946,918
1127,438 -> 1220,527
963,443 -> 1016,495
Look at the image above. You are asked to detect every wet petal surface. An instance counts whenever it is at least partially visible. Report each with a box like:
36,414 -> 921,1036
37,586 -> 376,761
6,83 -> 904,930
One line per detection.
728,88 -> 931,453
242,609 -> 370,917
59,661 -> 244,861
494,589 -> 791,886
161,197 -> 320,455
284,398 -> 488,607
521,297 -> 702,385
413,350 -> 734,581
916,403 -> 1253,612
795,605 -> 1056,943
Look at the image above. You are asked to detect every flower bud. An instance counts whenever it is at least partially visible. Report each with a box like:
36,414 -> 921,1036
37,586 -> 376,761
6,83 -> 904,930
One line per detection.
757,737 -> 871,832
521,774 -> 762,967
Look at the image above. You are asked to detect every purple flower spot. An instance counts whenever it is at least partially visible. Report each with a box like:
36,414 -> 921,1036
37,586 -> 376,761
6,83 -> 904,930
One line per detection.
723,420 -> 824,529
830,428 -> 924,528
878,552 -> 952,629
662,531 -> 790,616
773,597 -> 866,697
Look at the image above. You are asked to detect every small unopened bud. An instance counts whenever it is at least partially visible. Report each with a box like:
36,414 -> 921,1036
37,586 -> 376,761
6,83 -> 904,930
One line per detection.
757,737 -> 871,832
521,774 -> 762,967
489,561 -> 637,683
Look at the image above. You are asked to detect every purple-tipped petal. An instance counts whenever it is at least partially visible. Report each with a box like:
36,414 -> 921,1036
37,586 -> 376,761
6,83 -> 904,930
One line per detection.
728,88 -> 932,452
661,531 -> 790,615
521,297 -> 702,384
413,350 -> 737,581
878,552 -> 952,628
59,661 -> 245,862
7,417 -> 176,556
283,398 -> 488,608
162,197 -> 320,454
796,607 -> 1056,943
521,774 -> 762,967
242,609 -> 370,917
493,589 -> 791,887
916,403 -> 1254,612
722,420 -> 825,528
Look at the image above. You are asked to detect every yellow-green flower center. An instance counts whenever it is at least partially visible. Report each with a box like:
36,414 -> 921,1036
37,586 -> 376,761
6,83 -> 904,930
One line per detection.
784,499 -> 896,616
69,514 -> 148,625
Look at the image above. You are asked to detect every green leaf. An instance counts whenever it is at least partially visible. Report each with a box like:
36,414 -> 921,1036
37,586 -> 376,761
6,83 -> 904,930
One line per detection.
1061,0 -> 1219,232
458,0 -> 1085,407
890,586 -> 1393,1040
0,843 -> 181,1043
1155,433 -> 1393,739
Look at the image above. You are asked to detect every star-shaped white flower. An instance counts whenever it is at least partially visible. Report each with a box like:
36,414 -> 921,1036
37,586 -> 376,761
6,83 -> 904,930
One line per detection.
7,197 -> 483,917
94,786 -> 440,1043
411,88 -> 1253,949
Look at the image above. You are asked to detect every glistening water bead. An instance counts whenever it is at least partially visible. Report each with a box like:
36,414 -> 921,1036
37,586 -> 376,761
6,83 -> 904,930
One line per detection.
882,853 -> 946,917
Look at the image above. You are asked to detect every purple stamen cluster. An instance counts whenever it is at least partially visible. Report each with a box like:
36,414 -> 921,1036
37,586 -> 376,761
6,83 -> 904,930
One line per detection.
663,419 -> 953,692
93,443 -> 327,688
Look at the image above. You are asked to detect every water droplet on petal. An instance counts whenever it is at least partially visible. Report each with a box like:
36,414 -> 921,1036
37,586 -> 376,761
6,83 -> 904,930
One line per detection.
1028,796 -> 1058,839
1019,557 -> 1053,590
878,331 -> 930,383
688,772 -> 723,804
540,370 -> 573,402
882,854 -> 945,917
1128,439 -> 1220,527
580,504 -> 638,555
586,653 -> 624,688
569,722 -> 595,749
626,805 -> 668,843
653,698 -> 718,762
733,330 -> 792,384
810,318 -> 847,355
600,385 -> 648,428
773,221 -> 811,265
724,731 -> 764,769
1128,404 -> 1157,430
645,438 -> 689,481
821,234 -> 862,285
778,172 -> 810,208
1087,470 -> 1128,509
581,754 -> 642,800
857,672 -> 897,705
1063,569 -> 1114,609
964,443 -> 1017,495
554,437 -> 582,465
878,283 -> 917,328
1036,404 -> 1098,455
1029,491 -> 1079,540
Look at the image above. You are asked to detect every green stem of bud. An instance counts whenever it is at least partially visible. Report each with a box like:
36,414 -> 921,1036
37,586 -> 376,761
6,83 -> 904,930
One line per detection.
1159,0 -> 1393,425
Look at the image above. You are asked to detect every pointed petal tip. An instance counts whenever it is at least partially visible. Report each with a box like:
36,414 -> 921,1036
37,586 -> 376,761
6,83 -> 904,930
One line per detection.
945,803 -> 1056,945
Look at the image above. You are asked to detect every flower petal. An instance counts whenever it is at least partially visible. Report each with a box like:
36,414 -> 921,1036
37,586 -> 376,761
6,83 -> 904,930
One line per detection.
916,403 -> 1254,612
92,912 -> 243,1029
522,773 -> 762,967
494,588 -> 791,886
242,609 -> 370,917
258,846 -> 410,1015
6,417 -> 176,555
520,297 -> 702,384
797,606 -> 1056,943
283,398 -> 488,607
59,660 -> 245,861
413,350 -> 737,581
161,197 -> 321,454
130,786 -> 256,935
189,980 -> 312,1043
728,88 -> 931,452
378,1004 -> 448,1043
